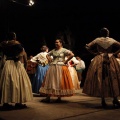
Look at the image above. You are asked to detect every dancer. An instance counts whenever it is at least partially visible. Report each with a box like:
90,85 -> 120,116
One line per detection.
75,56 -> 85,86
83,28 -> 120,108
40,38 -> 75,102
31,45 -> 49,94
26,55 -> 37,84
66,55 -> 80,90
0,32 -> 33,110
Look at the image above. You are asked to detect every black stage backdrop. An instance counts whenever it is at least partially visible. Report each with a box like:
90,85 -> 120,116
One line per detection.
0,0 -> 120,84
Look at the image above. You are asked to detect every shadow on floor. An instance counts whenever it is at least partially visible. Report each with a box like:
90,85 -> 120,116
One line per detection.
0,105 -> 29,111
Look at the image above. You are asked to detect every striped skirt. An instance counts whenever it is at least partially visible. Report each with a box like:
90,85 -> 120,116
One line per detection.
0,60 -> 33,103
40,64 -> 75,97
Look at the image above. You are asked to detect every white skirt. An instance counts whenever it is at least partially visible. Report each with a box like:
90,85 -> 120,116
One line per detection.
68,66 -> 80,90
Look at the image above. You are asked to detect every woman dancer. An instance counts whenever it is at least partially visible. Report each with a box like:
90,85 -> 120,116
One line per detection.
40,38 -> 75,102
0,32 -> 33,109
31,45 -> 49,94
75,56 -> 85,86
83,28 -> 120,108
66,55 -> 80,90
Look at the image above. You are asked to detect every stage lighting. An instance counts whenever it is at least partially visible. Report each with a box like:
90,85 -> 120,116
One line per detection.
29,0 -> 34,6
10,0 -> 35,7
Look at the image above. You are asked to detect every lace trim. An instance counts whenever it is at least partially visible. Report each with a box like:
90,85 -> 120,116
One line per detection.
40,87 -> 75,96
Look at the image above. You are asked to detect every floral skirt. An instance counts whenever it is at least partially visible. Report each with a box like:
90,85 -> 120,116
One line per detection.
40,64 -> 75,97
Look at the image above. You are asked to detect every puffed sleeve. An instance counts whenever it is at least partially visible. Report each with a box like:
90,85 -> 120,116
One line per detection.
63,48 -> 72,56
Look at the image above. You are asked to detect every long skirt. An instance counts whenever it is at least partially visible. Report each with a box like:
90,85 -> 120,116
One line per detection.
83,54 -> 120,97
32,65 -> 49,93
0,60 -> 33,104
40,64 -> 75,97
68,66 -> 80,90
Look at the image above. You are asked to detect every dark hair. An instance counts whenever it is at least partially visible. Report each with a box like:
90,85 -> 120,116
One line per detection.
7,32 -> 16,40
100,27 -> 109,37
41,45 -> 48,52
55,38 -> 65,46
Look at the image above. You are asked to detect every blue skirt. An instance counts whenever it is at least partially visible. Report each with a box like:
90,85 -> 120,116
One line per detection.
32,65 -> 49,93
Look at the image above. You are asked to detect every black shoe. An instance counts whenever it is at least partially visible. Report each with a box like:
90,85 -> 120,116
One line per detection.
15,103 -> 27,109
101,100 -> 107,108
113,99 -> 120,108
2,103 -> 14,110
41,98 -> 50,103
55,98 -> 62,103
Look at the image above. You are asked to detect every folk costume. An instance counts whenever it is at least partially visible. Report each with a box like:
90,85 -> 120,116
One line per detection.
40,48 -> 75,97
31,52 -> 49,93
0,40 -> 33,104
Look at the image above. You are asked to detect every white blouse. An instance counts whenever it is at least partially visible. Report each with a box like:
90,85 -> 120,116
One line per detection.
30,52 -> 48,64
